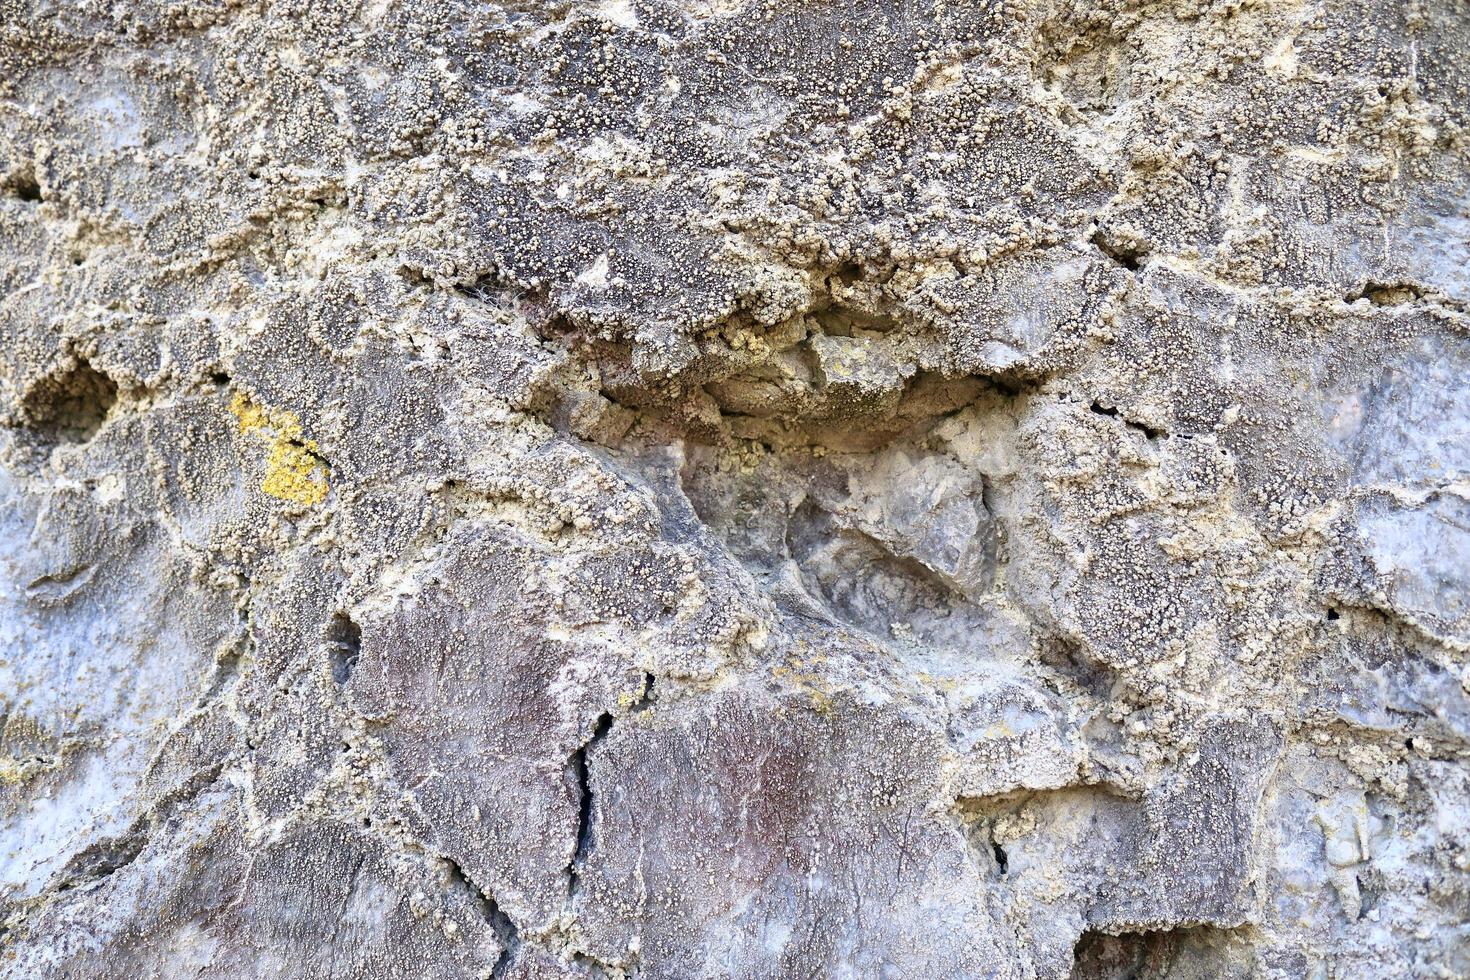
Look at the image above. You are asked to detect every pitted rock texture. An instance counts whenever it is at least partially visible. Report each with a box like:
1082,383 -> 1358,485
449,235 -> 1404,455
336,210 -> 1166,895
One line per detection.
2,1 -> 1469,977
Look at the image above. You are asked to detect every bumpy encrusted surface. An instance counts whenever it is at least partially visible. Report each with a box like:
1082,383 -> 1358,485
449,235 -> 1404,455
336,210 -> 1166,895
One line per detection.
2,1 -> 1468,977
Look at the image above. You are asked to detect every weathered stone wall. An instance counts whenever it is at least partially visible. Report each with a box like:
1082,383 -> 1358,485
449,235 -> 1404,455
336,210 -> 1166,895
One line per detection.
2,1 -> 1468,977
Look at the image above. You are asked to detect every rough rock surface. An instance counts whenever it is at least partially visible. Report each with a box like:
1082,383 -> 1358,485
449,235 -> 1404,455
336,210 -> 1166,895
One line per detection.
2,1 -> 1469,977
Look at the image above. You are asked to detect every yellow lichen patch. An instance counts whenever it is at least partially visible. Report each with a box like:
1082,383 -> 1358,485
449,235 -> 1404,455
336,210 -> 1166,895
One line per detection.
228,392 -> 330,506
0,755 -> 51,786
772,656 -> 837,716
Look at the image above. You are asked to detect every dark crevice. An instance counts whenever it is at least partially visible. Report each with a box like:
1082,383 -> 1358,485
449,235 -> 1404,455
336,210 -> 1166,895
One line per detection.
16,358 -> 118,447
572,715 -> 613,862
454,273 -> 503,302
454,274 -> 563,341
326,612 -> 362,685
631,673 -> 656,713
454,271 -> 549,309
979,370 -> 1045,399
568,711 -> 615,896
1356,870 -> 1383,919
1069,925 -> 1241,979
980,475 -> 999,523
521,264 -> 1020,456
56,831 -> 147,892
1131,419 -> 1166,440
289,438 -> 331,471
397,263 -> 434,289
570,951 -> 617,977
1090,400 -> 1166,440
5,170 -> 41,202
54,760 -> 231,895
955,785 -> 1140,899
444,857 -> 520,979
1036,634 -> 1115,700
1344,280 -> 1423,307
564,690 -> 652,905
1090,228 -> 1148,271
1326,608 -> 1340,622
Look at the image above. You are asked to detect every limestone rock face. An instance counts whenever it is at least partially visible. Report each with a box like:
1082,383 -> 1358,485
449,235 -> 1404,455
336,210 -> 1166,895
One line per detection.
2,1 -> 1468,977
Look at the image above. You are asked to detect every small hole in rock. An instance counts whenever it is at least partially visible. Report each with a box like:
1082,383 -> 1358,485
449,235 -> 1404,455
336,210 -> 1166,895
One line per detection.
326,612 -> 362,684
1069,925 -> 1239,979
20,359 -> 118,447
1326,608 -> 1340,621
1090,228 -> 1147,271
398,264 -> 433,289
7,173 -> 41,202
1347,281 -> 1418,307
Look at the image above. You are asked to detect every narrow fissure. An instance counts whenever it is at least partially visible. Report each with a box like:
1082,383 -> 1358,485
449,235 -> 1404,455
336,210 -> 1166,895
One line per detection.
57,831 -> 148,892
1090,400 -> 1166,440
445,857 -> 520,979
562,678 -> 656,936
560,678 -> 658,916
631,672 -> 656,713
569,711 -> 615,897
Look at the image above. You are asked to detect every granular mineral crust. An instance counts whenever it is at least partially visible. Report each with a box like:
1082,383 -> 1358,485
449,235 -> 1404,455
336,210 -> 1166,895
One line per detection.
1,1 -> 1468,977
